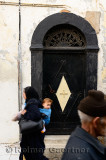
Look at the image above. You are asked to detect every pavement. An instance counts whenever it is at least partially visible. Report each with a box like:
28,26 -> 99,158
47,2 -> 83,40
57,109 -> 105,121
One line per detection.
0,135 -> 105,160
0,135 -> 69,160
0,143 -> 20,160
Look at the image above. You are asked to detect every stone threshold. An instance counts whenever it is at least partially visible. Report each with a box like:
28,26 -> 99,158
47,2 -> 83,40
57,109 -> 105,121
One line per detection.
44,135 -> 70,160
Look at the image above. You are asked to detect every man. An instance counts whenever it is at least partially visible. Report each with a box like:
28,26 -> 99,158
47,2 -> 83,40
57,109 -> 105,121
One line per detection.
61,90 -> 106,160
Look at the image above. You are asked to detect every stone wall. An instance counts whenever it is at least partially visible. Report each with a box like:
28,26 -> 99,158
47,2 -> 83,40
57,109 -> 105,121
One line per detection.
0,0 -> 106,143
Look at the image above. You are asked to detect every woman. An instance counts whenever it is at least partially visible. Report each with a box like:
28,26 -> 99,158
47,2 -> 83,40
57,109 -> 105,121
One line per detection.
19,86 -> 48,160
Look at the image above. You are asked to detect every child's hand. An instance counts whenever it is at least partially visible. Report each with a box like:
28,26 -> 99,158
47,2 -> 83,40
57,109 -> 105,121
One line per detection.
21,109 -> 27,115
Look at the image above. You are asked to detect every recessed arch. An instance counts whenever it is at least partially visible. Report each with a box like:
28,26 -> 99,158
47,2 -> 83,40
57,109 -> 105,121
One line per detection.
31,12 -> 99,98
30,13 -> 99,134
30,12 -> 99,50
43,24 -> 86,47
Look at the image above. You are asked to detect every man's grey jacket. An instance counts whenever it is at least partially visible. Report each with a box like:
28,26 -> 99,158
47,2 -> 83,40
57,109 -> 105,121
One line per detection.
61,127 -> 105,160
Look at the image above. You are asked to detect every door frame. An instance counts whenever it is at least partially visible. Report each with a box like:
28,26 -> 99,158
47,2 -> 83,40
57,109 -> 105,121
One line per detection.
30,12 -> 99,99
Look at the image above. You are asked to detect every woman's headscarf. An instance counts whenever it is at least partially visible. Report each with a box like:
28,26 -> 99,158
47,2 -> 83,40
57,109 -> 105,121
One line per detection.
24,86 -> 39,103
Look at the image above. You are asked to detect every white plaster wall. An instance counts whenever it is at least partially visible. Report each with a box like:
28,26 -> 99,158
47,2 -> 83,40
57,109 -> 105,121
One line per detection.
21,6 -> 64,90
0,5 -> 19,143
1,0 -> 18,2
97,0 -> 106,92
0,0 -> 106,143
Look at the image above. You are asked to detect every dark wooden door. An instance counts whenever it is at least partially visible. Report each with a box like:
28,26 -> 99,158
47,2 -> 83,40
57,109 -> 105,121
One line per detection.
43,50 -> 86,134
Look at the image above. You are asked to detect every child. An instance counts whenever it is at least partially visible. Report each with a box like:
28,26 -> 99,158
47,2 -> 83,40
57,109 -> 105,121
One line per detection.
40,98 -> 53,133
12,97 -> 53,133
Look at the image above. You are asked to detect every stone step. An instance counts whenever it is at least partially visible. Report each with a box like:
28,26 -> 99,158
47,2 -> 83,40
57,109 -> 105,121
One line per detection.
44,135 -> 70,144
44,135 -> 70,160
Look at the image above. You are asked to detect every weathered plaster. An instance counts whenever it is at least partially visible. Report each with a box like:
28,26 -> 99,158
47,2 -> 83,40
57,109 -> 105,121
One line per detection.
0,0 -> 106,143
97,2 -> 106,92
85,11 -> 101,34
21,6 -> 64,90
0,81 -> 19,143
1,0 -> 18,2
102,67 -> 106,81
0,5 -> 19,143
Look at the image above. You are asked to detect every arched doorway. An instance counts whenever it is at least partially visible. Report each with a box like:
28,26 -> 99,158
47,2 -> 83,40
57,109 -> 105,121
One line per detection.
30,12 -> 99,134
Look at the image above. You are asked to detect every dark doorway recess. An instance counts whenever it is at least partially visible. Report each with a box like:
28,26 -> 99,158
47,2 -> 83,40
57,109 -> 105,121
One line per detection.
30,12 -> 99,135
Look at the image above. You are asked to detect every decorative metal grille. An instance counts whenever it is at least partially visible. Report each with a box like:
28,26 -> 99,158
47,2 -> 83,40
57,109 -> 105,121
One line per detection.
43,26 -> 86,47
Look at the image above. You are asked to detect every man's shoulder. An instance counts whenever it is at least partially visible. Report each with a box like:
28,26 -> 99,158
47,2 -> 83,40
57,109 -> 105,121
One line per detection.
62,134 -> 104,160
66,134 -> 91,149
62,135 -> 91,160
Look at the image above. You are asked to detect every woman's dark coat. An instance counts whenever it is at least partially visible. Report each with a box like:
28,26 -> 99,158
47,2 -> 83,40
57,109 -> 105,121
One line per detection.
61,127 -> 106,160
19,98 -> 48,160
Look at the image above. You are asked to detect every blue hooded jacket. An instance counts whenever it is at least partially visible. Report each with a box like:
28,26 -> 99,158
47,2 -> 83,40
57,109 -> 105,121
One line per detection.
39,108 -> 51,125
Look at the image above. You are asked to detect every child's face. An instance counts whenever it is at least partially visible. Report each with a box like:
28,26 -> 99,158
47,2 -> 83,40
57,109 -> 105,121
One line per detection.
42,102 -> 51,109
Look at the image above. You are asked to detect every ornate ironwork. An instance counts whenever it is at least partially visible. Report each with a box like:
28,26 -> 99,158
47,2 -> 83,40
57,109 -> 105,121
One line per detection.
43,27 -> 86,47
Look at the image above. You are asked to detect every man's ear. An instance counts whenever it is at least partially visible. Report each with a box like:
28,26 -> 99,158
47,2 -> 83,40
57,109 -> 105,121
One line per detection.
92,117 -> 100,128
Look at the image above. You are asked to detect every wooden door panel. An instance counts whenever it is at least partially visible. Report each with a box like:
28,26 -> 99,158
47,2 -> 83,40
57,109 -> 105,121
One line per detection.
43,51 -> 86,134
